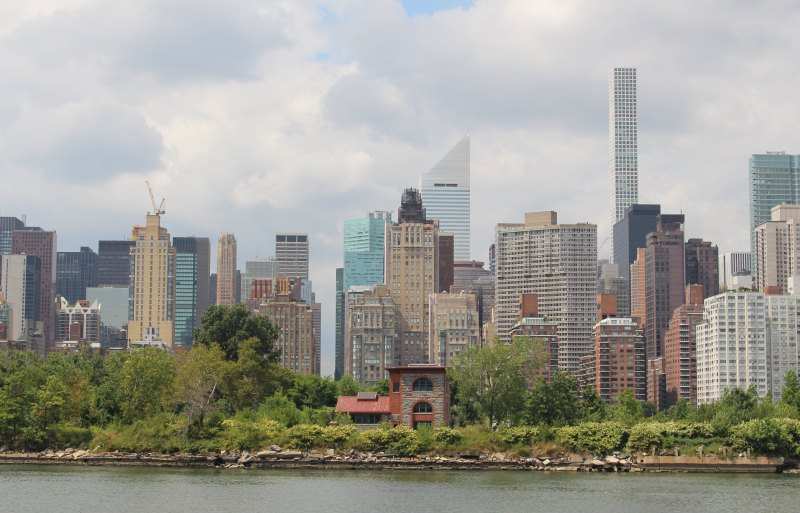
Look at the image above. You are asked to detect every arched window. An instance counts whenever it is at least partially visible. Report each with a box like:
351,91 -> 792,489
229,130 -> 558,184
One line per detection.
412,377 -> 433,392
413,402 -> 433,413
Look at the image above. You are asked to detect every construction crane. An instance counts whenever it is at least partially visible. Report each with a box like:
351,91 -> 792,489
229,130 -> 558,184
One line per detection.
145,180 -> 166,216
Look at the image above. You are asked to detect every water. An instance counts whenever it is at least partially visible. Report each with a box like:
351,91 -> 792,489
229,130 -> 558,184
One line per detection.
0,465 -> 798,513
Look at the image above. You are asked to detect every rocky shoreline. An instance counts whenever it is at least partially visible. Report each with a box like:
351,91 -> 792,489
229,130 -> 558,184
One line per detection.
0,447 -> 794,473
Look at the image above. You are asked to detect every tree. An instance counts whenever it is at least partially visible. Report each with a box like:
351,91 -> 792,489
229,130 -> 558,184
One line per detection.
223,338 -> 294,411
448,340 -> 530,428
525,372 -> 582,426
287,375 -> 339,410
194,305 -> 281,362
173,345 -> 230,429
119,348 -> 176,423
608,390 -> 646,425
782,371 -> 800,412
336,376 -> 360,396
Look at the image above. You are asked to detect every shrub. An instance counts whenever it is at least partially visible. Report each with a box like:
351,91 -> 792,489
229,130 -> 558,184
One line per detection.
320,425 -> 357,449
47,423 -> 92,449
729,418 -> 800,456
91,414 -> 190,453
285,424 -> 324,451
433,427 -> 463,446
220,415 -> 283,451
557,422 -> 627,456
627,423 -> 670,452
498,426 -> 541,447
359,425 -> 419,456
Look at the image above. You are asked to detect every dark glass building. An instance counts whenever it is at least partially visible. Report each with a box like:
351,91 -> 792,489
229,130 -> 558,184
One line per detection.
97,240 -> 135,287
173,237 -> 210,347
56,247 -> 97,303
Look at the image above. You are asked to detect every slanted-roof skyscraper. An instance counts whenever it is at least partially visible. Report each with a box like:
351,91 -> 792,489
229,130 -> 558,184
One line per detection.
609,68 -> 639,258
420,136 -> 470,260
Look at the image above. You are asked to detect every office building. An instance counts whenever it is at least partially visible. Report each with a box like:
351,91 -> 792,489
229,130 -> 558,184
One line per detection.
643,214 -> 686,359
722,251 -> 752,291
0,217 -> 25,255
215,233 -> 237,305
437,233 -> 455,293
630,248 -> 647,327
344,285 -> 398,385
428,291 -> 479,366
647,357 -> 667,411
173,237 -> 210,347
96,240 -> 135,287
451,260 -> 494,339
697,292 -> 800,404
86,285 -> 129,349
275,234 -> 309,280
609,68 -> 639,259
495,211 -> 597,372
0,254 -> 41,342
56,247 -> 97,303
259,296 -> 317,375
420,136 -> 471,260
685,238 -> 719,299
597,260 -> 628,316
385,188 -> 439,365
54,298 -> 101,346
343,211 -> 390,290
663,285 -> 705,406
127,212 -> 176,346
754,204 -> 800,294
12,227 -> 57,344
312,298 -> 321,376
488,243 -> 496,274
335,267 -> 344,380
243,258 -> 277,301
593,317 -> 646,402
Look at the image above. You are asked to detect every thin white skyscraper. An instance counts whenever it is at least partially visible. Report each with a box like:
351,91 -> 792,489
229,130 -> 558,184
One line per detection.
420,136 -> 471,260
609,67 -> 639,261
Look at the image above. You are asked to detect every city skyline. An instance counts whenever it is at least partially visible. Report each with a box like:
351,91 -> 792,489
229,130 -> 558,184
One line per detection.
2,1 -> 798,375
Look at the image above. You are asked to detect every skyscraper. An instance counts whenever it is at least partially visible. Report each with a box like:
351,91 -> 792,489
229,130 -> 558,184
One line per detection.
420,136 -> 470,260
96,240 -> 135,287
0,217 -> 25,255
429,291 -> 479,366
749,152 -> 800,274
722,251 -> 752,291
609,67 -> 639,255
451,260 -> 494,339
343,211 -> 390,290
242,258 -> 277,301
258,296 -> 317,375
275,234 -> 309,280
684,238 -> 719,299
335,267 -> 344,380
612,204 -> 661,315
128,213 -> 175,346
56,247 -> 97,304
344,285 -> 398,384
495,211 -> 597,373
216,233 -> 237,305
664,285 -> 705,406
0,254 -> 41,342
12,227 -> 57,344
173,237 -> 210,347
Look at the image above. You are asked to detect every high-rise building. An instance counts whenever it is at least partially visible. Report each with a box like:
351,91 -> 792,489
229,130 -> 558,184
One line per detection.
643,214 -> 686,359
488,243 -> 496,274
612,204 -> 661,315
385,188 -> 439,365
96,240 -> 135,287
54,298 -> 101,347
428,291 -> 479,366
749,152 -> 800,275
209,273 -> 217,305
663,285 -> 705,406
630,248 -> 647,327
12,227 -> 57,344
0,217 -> 25,255
451,260 -> 494,340
508,306 -> 560,384
596,260 -> 628,317
344,285 -> 398,384
259,296 -> 317,375
437,233 -> 455,293
128,213 -> 176,346
593,317 -> 646,403
242,258 -> 277,301
56,247 -> 97,304
609,67 -> 639,258
0,254 -> 41,342
685,238 -> 719,299
722,251 -> 752,291
495,211 -> 597,373
275,234 -> 309,280
343,211 -> 390,290
86,285 -> 129,349
697,291 -> 800,404
311,298 -> 321,376
215,233 -> 237,305
754,204 -> 800,294
420,136 -> 470,260
335,267 -> 345,380
173,237 -> 210,347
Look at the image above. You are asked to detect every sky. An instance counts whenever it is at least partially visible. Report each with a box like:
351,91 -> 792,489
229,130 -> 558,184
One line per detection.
2,0 -> 799,376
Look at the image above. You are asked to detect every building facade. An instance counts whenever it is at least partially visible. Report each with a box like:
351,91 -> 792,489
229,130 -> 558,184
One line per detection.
612,204 -> 661,315
55,298 -> 101,346
754,204 -> 800,294
275,234 -> 309,280
722,251 -> 752,291
335,267 -> 345,380
0,254 -> 41,342
86,285 -> 129,349
12,227 -> 57,344
96,240 -> 135,287
593,317 -> 646,402
609,67 -> 639,256
56,247 -> 97,304
0,217 -> 25,255
663,285 -> 705,406
344,285 -> 398,385
685,238 -> 719,299
494,211 -> 597,372
173,237 -> 210,347
437,233 -> 455,293
242,258 -> 277,302
128,213 -> 176,346
419,136 -> 470,260
428,291 -> 479,367
388,366 -> 450,429
259,296 -> 317,375
343,211 -> 390,290
451,260 -> 494,341
215,233 -> 237,305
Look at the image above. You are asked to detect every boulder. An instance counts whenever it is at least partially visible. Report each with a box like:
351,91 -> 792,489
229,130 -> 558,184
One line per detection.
238,452 -> 255,464
274,450 -> 303,459
72,450 -> 90,460
270,445 -> 282,452
605,456 -> 620,465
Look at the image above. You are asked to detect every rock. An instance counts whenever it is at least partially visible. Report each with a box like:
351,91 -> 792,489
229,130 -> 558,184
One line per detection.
274,450 -> 303,459
491,453 -> 507,462
72,450 -> 90,460
255,450 -> 274,459
326,449 -> 335,457
270,445 -> 282,452
605,456 -> 620,465
238,452 -> 255,464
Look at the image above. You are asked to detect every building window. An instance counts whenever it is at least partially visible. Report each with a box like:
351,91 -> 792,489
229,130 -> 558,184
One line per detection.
392,381 -> 400,392
413,402 -> 433,413
412,377 -> 433,391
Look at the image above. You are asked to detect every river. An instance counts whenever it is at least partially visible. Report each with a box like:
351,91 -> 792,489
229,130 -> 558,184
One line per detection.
0,465 -> 798,513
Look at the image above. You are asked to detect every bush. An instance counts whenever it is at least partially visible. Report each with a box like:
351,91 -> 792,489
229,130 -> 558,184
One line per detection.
498,426 -> 541,447
360,425 -> 419,456
220,415 -> 283,451
627,423 -> 670,452
286,424 -> 324,451
47,423 -> 92,449
557,422 -> 627,456
91,414 -> 190,453
321,425 -> 357,449
729,418 -> 800,456
433,427 -> 463,446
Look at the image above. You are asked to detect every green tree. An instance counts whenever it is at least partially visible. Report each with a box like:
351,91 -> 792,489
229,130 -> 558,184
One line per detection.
782,371 -> 800,413
194,305 -> 281,362
448,339 -> 530,428
173,345 -> 231,429
287,375 -> 339,409
336,376 -> 360,396
608,390 -> 646,425
119,348 -> 176,422
223,338 -> 293,411
525,372 -> 582,426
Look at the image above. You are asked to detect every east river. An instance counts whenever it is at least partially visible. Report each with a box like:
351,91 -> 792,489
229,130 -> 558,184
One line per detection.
1,465 -> 798,513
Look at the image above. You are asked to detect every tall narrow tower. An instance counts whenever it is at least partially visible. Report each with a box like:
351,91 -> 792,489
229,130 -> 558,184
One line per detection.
420,136 -> 470,260
609,67 -> 639,260
216,233 -> 238,305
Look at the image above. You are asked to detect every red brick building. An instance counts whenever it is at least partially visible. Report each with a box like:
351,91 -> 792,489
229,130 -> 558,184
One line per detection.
663,285 -> 705,406
593,317 -> 646,402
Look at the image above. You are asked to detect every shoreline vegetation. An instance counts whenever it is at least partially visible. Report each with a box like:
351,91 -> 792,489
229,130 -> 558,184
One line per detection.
3,306 -> 800,475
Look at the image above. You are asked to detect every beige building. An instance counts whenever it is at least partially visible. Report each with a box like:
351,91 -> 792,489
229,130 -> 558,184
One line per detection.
259,296 -> 317,375
428,291 -> 479,366
344,285 -> 398,385
385,189 -> 439,365
755,204 -> 800,294
630,247 -> 647,328
216,233 -> 238,305
128,213 -> 176,347
494,211 -> 597,373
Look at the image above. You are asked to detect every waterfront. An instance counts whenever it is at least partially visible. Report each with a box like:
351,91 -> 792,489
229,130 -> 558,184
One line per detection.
0,465 -> 798,513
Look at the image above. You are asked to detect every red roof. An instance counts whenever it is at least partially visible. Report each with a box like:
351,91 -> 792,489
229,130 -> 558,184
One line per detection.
335,395 -> 391,414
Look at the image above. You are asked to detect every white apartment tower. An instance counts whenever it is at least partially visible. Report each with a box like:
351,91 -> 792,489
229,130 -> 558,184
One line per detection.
495,212 -> 597,373
754,204 -> 800,294
609,67 -> 639,259
420,136 -> 471,260
275,234 -> 309,280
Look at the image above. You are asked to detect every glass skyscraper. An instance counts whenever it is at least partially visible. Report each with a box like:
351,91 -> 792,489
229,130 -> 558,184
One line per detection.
609,67 -> 639,260
420,136 -> 471,260
343,211 -> 391,290
0,217 -> 25,255
173,237 -> 210,347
